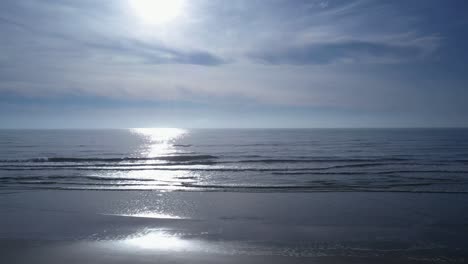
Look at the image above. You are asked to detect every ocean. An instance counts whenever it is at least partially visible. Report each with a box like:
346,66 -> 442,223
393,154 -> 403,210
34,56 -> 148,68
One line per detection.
1,128 -> 468,193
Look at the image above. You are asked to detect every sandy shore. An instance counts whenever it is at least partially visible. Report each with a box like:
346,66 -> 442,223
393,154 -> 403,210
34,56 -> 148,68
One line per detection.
1,190 -> 468,263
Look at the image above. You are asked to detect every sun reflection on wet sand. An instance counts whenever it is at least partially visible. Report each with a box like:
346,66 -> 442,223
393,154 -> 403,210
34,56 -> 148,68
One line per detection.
92,228 -> 228,255
124,229 -> 193,251
96,228 -> 240,256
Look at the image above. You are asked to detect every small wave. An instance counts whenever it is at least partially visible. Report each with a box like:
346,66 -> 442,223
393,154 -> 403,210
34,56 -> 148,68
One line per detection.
0,160 -> 218,168
54,175 -> 156,182
2,184 -> 467,193
375,170 -> 468,174
0,175 -> 157,182
236,158 -> 411,163
0,176 -> 43,180
327,163 -> 409,169
173,144 -> 192,147
271,172 -> 368,175
3,181 -> 159,187
177,183 -> 468,193
2,166 -> 468,174
0,155 -> 218,163
273,170 -> 468,175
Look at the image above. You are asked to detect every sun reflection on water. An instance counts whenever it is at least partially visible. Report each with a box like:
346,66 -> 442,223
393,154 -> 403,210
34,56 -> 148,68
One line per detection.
80,128 -> 213,191
106,212 -> 185,220
131,128 -> 188,158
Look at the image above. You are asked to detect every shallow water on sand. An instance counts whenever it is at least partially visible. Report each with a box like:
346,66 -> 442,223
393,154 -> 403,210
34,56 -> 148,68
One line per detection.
1,191 -> 468,263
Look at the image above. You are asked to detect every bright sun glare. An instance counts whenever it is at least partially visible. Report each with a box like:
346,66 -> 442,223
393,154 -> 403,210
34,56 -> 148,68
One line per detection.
129,0 -> 185,25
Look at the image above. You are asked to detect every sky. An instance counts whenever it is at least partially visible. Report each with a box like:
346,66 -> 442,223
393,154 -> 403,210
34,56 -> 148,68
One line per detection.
0,0 -> 467,128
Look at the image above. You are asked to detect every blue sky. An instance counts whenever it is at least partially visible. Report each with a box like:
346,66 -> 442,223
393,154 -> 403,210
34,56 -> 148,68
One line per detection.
0,0 -> 467,128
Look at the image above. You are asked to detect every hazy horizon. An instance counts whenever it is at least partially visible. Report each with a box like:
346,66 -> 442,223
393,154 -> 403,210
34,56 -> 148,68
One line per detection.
2,126 -> 468,130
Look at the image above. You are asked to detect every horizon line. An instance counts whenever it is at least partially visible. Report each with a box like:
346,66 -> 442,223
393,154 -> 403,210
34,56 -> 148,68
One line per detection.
1,127 -> 468,130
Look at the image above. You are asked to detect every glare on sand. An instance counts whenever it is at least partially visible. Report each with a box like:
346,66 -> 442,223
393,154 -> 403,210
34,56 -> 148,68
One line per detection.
128,0 -> 185,25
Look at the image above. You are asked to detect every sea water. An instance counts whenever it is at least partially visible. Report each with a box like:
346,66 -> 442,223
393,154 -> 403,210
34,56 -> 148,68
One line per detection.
1,128 -> 468,192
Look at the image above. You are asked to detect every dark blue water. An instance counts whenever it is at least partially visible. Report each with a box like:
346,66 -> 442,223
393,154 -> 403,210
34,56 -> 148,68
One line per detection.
1,128 -> 468,192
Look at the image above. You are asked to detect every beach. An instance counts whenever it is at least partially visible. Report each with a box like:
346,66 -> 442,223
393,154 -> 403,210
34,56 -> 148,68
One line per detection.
2,190 -> 468,263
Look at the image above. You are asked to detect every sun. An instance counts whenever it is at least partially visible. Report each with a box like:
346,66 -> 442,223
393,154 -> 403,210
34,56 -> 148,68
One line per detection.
129,0 -> 185,25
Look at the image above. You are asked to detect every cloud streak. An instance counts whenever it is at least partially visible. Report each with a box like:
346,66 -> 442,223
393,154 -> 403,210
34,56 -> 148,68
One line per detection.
249,40 -> 431,65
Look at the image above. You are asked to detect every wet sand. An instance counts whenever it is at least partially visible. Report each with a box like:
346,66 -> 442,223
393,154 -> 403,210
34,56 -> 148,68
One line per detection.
1,190 -> 468,263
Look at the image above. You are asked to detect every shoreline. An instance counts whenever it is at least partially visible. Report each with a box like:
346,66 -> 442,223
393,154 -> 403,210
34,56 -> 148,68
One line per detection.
3,188 -> 468,193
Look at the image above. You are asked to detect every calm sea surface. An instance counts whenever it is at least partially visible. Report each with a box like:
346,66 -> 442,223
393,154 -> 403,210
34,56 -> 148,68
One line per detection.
1,128 -> 468,192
